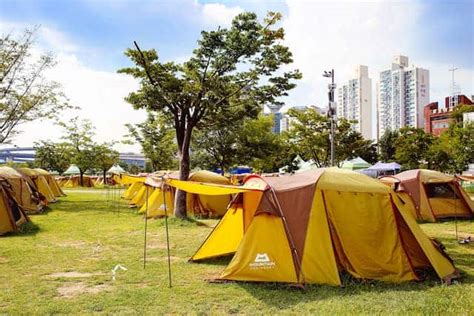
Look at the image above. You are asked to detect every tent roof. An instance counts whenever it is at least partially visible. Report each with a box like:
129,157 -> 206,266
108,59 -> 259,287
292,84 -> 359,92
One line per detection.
107,164 -> 126,174
395,169 -> 454,183
63,165 -> 81,175
367,162 -> 401,171
341,157 -> 372,170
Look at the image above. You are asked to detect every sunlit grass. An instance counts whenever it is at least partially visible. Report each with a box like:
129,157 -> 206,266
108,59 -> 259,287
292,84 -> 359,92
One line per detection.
0,189 -> 472,314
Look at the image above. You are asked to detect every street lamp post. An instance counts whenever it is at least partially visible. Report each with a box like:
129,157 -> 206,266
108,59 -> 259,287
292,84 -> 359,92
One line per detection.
323,69 -> 336,166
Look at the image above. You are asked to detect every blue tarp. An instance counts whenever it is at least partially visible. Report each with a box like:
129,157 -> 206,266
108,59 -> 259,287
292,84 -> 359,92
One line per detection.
367,162 -> 401,171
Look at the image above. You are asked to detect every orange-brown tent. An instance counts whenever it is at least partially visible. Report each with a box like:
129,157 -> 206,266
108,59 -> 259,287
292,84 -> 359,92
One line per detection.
0,178 -> 29,235
380,169 -> 473,222
168,168 -> 459,285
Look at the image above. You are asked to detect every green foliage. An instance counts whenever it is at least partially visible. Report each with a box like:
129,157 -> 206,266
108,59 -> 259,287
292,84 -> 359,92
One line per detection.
286,107 -> 376,167
394,127 -> 434,169
0,27 -> 72,143
192,114 -> 288,173
34,140 -> 72,174
93,143 -> 119,178
59,117 -> 96,180
119,11 -> 301,217
450,103 -> 474,123
378,129 -> 399,162
125,112 -> 177,171
429,122 -> 474,173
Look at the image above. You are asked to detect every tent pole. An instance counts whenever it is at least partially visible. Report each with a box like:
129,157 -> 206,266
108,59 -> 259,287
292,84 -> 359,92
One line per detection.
143,185 -> 149,268
453,183 -> 458,241
161,179 -> 172,288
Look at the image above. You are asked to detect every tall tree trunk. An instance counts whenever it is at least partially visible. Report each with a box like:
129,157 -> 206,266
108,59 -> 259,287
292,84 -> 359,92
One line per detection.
103,169 -> 107,185
174,124 -> 193,218
80,170 -> 84,187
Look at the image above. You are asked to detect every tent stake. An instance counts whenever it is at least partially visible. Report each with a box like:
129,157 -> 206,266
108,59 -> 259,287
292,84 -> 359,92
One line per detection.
162,180 -> 172,288
143,186 -> 149,268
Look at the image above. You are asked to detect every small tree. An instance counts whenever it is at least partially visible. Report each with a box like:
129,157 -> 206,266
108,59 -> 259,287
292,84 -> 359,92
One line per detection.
0,28 -> 71,143
125,112 -> 177,171
119,12 -> 301,218
394,127 -> 434,169
286,107 -> 375,167
34,140 -> 72,174
378,129 -> 399,162
93,143 -> 119,183
59,117 -> 96,186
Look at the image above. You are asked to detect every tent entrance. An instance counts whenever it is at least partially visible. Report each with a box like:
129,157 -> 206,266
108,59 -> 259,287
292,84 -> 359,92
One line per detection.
425,183 -> 471,219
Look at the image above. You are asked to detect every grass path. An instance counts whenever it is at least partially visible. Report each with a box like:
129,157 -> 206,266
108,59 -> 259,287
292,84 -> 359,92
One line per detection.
0,190 -> 473,314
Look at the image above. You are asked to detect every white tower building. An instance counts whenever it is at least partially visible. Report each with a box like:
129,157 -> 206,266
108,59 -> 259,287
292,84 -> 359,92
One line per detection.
337,65 -> 372,139
377,55 -> 430,140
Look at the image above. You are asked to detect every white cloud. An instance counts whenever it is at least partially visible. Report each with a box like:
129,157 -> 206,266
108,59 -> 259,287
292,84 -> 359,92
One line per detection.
282,0 -> 423,109
280,0 -> 474,139
201,3 -> 243,27
1,23 -> 146,152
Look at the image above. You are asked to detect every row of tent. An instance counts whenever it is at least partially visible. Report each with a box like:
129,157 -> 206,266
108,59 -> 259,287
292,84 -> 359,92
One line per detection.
119,168 -> 473,223
118,171 -> 232,217
0,167 -> 65,235
160,168 -> 467,285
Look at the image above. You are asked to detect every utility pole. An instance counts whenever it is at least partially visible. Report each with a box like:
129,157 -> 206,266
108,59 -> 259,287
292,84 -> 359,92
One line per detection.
323,69 -> 336,166
448,67 -> 458,107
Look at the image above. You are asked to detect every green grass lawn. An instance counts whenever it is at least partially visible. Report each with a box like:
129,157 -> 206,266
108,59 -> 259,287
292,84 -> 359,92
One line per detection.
1,189 -> 473,314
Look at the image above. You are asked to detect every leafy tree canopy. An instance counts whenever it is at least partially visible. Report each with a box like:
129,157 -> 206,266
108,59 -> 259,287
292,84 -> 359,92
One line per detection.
0,27 -> 72,143
119,11 -> 301,217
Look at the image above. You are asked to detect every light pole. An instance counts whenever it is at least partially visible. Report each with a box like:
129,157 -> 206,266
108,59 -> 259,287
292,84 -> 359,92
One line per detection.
323,69 -> 336,166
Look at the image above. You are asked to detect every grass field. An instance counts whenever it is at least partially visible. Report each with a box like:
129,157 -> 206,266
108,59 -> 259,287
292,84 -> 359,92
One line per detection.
1,189 -> 473,314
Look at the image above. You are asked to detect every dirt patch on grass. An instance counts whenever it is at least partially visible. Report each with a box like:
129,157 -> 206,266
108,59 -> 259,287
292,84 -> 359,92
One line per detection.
48,271 -> 99,278
146,256 -> 181,262
0,256 -> 9,264
55,240 -> 89,248
57,282 -> 111,299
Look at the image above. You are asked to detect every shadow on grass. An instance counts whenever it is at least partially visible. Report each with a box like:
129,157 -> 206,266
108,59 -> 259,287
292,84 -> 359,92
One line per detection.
0,221 -> 40,238
234,272 -> 466,309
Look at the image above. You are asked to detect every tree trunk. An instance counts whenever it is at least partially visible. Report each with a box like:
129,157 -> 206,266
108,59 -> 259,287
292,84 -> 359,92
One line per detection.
80,170 -> 84,187
174,123 -> 193,218
174,149 -> 190,218
103,169 -> 107,185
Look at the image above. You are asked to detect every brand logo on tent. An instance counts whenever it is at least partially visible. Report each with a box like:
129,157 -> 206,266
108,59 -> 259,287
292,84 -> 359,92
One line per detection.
249,253 -> 275,270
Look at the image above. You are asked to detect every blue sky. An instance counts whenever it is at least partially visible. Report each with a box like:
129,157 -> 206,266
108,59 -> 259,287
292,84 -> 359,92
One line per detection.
0,0 -> 473,148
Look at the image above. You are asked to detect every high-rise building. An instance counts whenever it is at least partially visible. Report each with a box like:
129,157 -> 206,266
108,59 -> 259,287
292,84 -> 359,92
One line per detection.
279,105 -> 327,133
337,65 -> 372,139
376,55 -> 430,140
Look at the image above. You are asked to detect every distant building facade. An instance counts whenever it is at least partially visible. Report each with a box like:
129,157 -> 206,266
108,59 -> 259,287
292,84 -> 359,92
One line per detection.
424,94 -> 473,136
376,55 -> 429,140
337,65 -> 372,139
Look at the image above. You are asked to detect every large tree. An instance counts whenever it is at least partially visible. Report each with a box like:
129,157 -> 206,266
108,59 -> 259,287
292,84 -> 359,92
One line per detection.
34,140 -> 72,174
119,12 -> 301,217
0,28 -> 70,143
286,107 -> 376,167
125,112 -> 177,171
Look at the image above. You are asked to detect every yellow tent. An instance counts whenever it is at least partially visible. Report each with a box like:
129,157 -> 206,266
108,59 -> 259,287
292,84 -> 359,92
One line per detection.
60,175 -> 96,188
138,184 -> 175,217
122,181 -> 144,200
19,168 -> 57,203
139,171 -> 231,218
186,171 -> 232,217
0,167 -> 45,214
380,169 -> 473,222
33,168 -> 65,197
168,168 -> 459,285
0,179 -> 29,235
